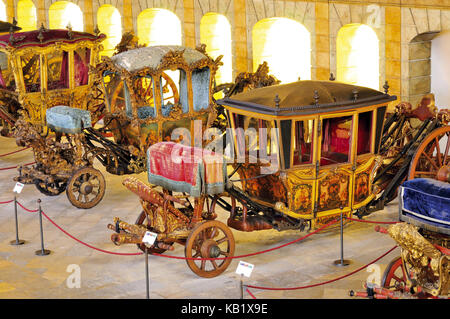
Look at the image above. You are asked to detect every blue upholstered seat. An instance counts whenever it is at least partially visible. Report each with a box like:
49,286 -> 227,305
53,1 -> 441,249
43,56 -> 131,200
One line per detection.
46,105 -> 92,134
400,178 -> 450,232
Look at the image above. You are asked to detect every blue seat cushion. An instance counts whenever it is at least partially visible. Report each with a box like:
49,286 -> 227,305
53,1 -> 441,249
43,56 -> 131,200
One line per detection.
400,178 -> 450,229
46,105 -> 91,134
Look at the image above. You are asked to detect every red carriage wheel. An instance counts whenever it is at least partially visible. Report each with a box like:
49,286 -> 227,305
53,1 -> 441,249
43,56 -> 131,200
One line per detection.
408,126 -> 450,181
381,257 -> 408,292
185,220 -> 235,278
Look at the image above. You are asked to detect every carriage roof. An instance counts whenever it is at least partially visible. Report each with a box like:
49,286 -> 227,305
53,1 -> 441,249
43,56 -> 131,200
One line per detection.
108,45 -> 212,74
218,80 -> 397,117
0,29 -> 105,50
0,21 -> 21,33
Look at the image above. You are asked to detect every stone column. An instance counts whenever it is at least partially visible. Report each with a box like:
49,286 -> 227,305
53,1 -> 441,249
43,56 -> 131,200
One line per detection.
315,2 -> 330,81
6,0 -> 14,22
183,0 -> 196,48
123,0 -> 134,32
385,6 -> 401,109
36,0 -> 46,27
234,0 -> 249,74
83,0 -> 94,33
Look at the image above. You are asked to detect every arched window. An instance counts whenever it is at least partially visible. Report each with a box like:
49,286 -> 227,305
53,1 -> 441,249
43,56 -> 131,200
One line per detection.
252,17 -> 311,83
17,0 -> 37,31
337,24 -> 379,90
200,13 -> 232,86
137,8 -> 181,47
97,5 -> 122,57
0,1 -> 6,21
49,1 -> 83,32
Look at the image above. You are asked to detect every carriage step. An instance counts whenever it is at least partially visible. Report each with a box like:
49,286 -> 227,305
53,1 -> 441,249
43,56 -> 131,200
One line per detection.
227,216 -> 273,232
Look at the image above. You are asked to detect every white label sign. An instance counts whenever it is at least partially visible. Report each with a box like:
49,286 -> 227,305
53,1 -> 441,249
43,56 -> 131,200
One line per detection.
13,182 -> 24,194
142,231 -> 157,246
236,261 -> 254,278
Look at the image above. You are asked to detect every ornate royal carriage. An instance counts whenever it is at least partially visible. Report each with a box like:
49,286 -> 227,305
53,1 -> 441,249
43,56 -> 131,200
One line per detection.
0,26 -> 106,135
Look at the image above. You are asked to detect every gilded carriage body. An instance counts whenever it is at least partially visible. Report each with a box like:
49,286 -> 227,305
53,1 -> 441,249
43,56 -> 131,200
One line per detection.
97,45 -> 222,159
218,81 -> 396,228
0,27 -> 106,131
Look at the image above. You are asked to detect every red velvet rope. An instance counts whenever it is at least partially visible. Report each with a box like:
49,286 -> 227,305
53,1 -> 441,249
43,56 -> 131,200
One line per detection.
345,217 -> 399,225
17,201 -> 39,213
0,199 -> 13,204
0,147 -> 30,157
40,210 -> 144,256
0,161 -> 35,171
246,288 -> 257,299
246,246 -> 398,291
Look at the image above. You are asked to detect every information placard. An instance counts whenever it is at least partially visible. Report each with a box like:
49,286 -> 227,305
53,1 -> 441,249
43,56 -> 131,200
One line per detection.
236,261 -> 254,278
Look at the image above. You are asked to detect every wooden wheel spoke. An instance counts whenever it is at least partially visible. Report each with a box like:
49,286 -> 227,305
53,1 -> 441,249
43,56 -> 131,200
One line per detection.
444,134 -> 450,165
200,259 -> 206,271
219,250 -> 230,256
392,274 -> 404,283
210,259 -> 218,270
210,227 -> 218,238
435,137 -> 442,165
421,151 -> 440,171
216,237 -> 228,244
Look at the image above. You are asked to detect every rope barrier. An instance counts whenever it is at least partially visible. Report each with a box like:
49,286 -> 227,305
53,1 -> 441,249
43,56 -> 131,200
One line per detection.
0,147 -> 30,157
16,201 -> 39,213
0,161 -> 35,171
246,288 -> 257,299
246,245 -> 397,291
0,199 -> 13,204
151,219 -> 340,261
345,217 -> 399,225
40,210 -> 144,256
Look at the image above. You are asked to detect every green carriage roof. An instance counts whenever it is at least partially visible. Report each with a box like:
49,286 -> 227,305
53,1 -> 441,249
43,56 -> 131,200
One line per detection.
217,80 -> 397,116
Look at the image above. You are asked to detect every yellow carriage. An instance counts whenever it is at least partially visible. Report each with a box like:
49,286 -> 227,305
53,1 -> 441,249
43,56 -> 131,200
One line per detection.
0,26 -> 106,134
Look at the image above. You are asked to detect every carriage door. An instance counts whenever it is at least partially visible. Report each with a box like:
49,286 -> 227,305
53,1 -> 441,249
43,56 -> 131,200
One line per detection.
315,112 -> 355,225
352,110 -> 377,210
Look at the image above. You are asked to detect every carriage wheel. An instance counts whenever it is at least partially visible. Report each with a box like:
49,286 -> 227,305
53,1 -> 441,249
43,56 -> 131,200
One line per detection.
185,220 -> 235,278
135,210 -> 173,254
408,126 -> 450,180
381,257 -> 408,292
35,180 -> 67,196
66,167 -> 106,209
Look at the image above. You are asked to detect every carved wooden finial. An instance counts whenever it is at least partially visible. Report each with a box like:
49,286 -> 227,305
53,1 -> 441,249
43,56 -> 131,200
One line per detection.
94,24 -> 100,36
66,22 -> 73,39
313,90 -> 320,106
274,94 -> 280,108
352,89 -> 359,102
329,73 -> 336,81
12,17 -> 17,26
383,81 -> 389,94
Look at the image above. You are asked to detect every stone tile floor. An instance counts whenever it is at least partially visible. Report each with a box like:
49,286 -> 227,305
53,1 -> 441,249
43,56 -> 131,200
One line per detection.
0,136 -> 401,299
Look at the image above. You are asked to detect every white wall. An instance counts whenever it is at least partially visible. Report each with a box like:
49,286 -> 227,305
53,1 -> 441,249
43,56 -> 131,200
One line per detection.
431,30 -> 450,109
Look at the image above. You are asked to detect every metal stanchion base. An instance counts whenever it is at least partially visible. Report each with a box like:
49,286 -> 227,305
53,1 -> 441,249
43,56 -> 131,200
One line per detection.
35,249 -> 51,256
10,239 -> 25,245
333,259 -> 352,267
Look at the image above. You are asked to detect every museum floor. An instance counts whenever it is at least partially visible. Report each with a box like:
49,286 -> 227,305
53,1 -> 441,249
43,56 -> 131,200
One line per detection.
0,136 -> 400,299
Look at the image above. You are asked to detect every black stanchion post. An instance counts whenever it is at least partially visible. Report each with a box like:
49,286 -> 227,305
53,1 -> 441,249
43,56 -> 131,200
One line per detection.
240,274 -> 244,299
35,199 -> 51,256
333,207 -> 351,267
145,247 -> 150,299
10,195 -> 25,245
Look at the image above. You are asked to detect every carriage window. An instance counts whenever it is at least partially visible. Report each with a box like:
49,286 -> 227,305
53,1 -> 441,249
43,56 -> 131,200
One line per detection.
133,75 -> 156,119
21,54 -> 41,93
357,111 -> 373,155
192,67 -> 210,112
74,48 -> 91,86
160,70 -> 182,117
233,113 -> 276,159
47,51 -> 69,90
0,52 -> 14,91
320,115 -> 353,165
104,72 -> 126,113
293,120 -> 314,165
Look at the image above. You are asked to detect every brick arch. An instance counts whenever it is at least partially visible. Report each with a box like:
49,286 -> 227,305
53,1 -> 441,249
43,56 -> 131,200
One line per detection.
329,3 -> 385,90
45,0 -> 85,30
400,7 -> 450,106
245,0 -> 315,76
132,0 -> 184,39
